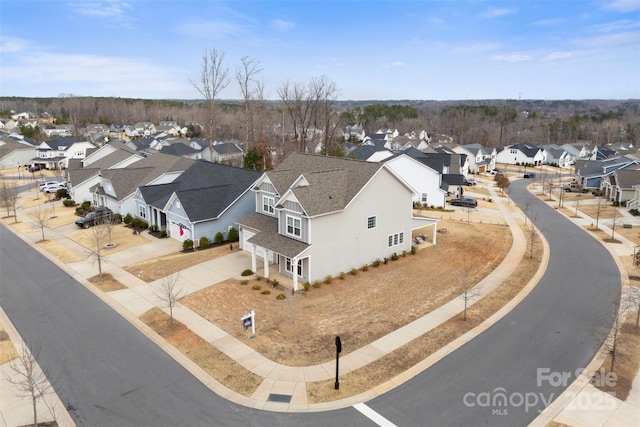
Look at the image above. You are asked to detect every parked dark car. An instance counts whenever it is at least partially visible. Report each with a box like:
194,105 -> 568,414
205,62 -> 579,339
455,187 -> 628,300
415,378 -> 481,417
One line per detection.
450,197 -> 478,208
523,172 -> 536,179
463,178 -> 477,186
29,165 -> 41,172
75,207 -> 113,229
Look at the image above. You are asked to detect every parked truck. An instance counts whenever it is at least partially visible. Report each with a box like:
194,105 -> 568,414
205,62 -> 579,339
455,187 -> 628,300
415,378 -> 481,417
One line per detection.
563,181 -> 589,193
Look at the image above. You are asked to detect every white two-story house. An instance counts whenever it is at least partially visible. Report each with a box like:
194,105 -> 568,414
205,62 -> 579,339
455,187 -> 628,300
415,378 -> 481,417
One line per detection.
237,154 -> 439,290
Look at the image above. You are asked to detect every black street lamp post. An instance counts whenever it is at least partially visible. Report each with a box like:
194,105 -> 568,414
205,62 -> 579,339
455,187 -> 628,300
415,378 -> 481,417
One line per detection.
335,336 -> 342,390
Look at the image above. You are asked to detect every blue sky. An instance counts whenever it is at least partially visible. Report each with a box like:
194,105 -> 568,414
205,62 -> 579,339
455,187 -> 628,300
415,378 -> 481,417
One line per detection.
1,0 -> 639,100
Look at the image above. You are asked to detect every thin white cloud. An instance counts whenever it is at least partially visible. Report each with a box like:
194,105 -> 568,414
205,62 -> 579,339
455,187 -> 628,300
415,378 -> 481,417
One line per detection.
531,18 -> 564,26
0,36 -> 30,53
600,0 -> 640,12
270,19 -> 295,32
573,31 -> 640,48
480,8 -> 514,19
493,53 -> 531,62
380,61 -> 405,69
544,51 -> 572,61
590,19 -> 640,33
69,0 -> 132,19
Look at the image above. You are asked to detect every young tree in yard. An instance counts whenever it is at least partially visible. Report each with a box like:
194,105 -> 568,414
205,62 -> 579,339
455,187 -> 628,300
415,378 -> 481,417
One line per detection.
155,272 -> 183,329
628,286 -> 640,328
494,173 -> 510,195
32,203 -> 50,241
5,341 -> 54,427
0,178 -> 19,221
190,48 -> 230,139
90,218 -> 109,277
527,214 -> 538,259
611,206 -> 618,240
456,259 -> 481,321
600,301 -> 627,373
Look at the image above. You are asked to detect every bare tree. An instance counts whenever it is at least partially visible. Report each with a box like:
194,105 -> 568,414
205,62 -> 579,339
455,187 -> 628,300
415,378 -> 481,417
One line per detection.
89,218 -> 110,277
0,178 -> 19,221
236,56 -> 262,148
190,48 -> 230,140
463,205 -> 474,224
600,301 -> 627,373
611,205 -> 618,240
457,259 -> 481,321
32,203 -> 50,241
526,213 -> 539,259
595,194 -> 603,229
5,341 -> 54,427
628,286 -> 640,328
155,272 -> 183,329
277,78 -> 323,152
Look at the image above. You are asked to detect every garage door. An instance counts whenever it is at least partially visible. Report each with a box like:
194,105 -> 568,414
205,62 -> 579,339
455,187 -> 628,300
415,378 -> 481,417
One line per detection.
241,229 -> 264,258
169,221 -> 191,242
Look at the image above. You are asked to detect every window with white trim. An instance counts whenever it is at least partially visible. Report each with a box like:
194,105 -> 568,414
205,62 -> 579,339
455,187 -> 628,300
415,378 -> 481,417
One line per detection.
421,193 -> 427,204
285,257 -> 303,276
388,232 -> 404,247
262,195 -> 274,214
286,215 -> 301,237
367,216 -> 376,229
139,205 -> 147,218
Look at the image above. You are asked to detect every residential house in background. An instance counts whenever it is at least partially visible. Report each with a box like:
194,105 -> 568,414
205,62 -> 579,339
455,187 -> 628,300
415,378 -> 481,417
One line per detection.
30,136 -> 94,170
576,155 -> 640,189
495,143 -> 544,167
92,153 -> 195,216
540,144 -> 571,168
136,161 -> 261,243
237,153 -> 438,290
66,141 -> 143,204
202,141 -> 245,165
0,133 -> 38,170
601,168 -> 640,205
383,153 -> 448,208
453,143 -> 496,174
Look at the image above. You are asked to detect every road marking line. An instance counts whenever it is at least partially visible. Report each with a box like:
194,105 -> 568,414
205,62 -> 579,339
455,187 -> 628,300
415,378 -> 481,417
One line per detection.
353,403 -> 398,427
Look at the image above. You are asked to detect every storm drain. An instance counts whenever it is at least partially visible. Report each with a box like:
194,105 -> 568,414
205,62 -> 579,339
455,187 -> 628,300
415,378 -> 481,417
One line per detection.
267,393 -> 292,403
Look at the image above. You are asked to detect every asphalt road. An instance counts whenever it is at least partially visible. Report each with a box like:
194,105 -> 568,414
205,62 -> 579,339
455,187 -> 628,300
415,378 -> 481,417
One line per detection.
0,178 -> 621,426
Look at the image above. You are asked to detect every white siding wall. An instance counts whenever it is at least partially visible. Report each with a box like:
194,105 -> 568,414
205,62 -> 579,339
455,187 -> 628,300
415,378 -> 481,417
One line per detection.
306,169 -> 414,281
385,156 -> 446,208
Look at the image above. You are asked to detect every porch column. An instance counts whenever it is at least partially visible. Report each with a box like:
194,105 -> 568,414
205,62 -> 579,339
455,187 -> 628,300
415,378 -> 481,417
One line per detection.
251,244 -> 257,273
433,223 -> 437,245
263,250 -> 270,278
292,257 -> 299,291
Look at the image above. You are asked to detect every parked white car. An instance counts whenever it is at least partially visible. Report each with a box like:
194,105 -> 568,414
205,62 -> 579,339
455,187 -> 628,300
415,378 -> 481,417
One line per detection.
42,182 -> 67,194
38,180 -> 62,190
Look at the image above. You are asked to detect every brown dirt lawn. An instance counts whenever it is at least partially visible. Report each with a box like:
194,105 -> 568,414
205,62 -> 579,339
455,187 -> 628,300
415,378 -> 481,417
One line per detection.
180,219 -> 512,366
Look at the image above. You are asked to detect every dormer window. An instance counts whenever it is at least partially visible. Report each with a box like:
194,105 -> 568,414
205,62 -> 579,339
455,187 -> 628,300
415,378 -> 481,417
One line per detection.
262,196 -> 275,214
286,215 -> 301,237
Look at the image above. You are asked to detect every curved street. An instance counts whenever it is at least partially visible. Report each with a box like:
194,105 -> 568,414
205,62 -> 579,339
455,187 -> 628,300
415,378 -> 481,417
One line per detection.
0,178 -> 622,426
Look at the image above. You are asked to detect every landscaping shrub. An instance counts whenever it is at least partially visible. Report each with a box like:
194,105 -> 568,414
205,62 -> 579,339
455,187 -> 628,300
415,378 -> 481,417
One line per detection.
276,293 -> 286,300
182,239 -> 194,251
339,272 -> 345,280
303,282 -> 311,291
402,250 -> 407,257
80,201 -> 92,211
160,230 -> 168,238
252,285 -> 261,291
631,209 -> 640,216
110,213 -> 122,224
312,281 -> 322,288
270,279 -> 279,288
391,253 -> 399,261
261,290 -> 271,295
350,268 -> 358,275
324,275 -> 332,284
123,213 -> 133,224
241,269 -> 254,276
411,245 -> 417,255
361,264 -> 369,272
227,227 -> 239,242
240,280 -> 249,285
383,258 -> 389,264
214,231 -> 224,244
149,224 -> 159,232
132,218 -> 148,230
199,236 -> 210,249
372,259 -> 381,268
63,199 -> 76,207
56,189 -> 69,199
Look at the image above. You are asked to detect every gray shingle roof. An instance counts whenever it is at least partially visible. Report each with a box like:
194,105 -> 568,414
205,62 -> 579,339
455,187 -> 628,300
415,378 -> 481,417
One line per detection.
139,160 -> 261,222
266,153 -> 382,217
237,212 -> 310,258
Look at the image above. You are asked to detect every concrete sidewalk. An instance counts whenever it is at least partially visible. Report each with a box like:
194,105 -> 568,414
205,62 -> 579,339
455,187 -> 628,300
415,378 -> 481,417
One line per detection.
2,178 -> 638,426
